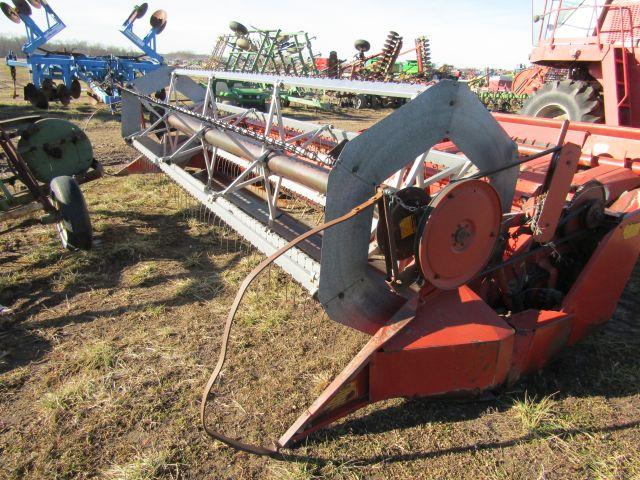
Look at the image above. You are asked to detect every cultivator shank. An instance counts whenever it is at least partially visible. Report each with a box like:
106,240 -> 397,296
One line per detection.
121,67 -> 640,454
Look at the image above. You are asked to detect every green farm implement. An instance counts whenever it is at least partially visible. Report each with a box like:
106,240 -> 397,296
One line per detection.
0,116 -> 101,250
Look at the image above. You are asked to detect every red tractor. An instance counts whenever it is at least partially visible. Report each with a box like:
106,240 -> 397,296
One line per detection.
522,0 -> 640,127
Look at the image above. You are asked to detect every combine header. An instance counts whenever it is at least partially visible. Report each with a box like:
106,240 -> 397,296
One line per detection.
1,1 -> 167,108
120,66 -> 640,454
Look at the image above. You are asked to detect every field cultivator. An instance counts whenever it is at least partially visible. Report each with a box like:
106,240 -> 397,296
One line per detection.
203,24 -> 434,110
202,21 -> 328,110
207,21 -> 319,77
0,115 -> 100,250
1,1 -> 167,108
120,67 -> 640,454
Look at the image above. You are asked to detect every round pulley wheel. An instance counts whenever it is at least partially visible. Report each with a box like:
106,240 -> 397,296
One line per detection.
563,180 -> 607,234
150,9 -> 167,34
354,39 -> 370,52
57,83 -> 71,106
1,2 -> 20,22
17,118 -> 94,183
418,179 -> 502,290
11,0 -> 30,15
70,78 -> 82,99
229,20 -> 248,36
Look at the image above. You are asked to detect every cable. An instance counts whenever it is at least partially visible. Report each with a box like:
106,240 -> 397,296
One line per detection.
200,190 -> 383,456
452,145 -> 562,182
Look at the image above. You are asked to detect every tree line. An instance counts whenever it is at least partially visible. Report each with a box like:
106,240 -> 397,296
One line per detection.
0,35 -> 207,61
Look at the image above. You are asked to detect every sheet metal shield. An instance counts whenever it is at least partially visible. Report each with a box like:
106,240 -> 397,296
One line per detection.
319,80 -> 518,334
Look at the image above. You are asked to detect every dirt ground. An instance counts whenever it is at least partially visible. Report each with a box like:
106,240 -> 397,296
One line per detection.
1,68 -> 639,480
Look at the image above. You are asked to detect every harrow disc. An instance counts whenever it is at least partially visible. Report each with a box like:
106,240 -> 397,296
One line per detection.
1,2 -> 20,22
236,38 -> 251,51
418,179 -> 502,290
26,0 -> 41,8
150,9 -> 167,34
70,78 -> 82,99
229,20 -> 248,36
354,39 -> 370,52
41,78 -> 55,100
57,83 -> 71,106
11,0 -> 30,15
136,2 -> 148,18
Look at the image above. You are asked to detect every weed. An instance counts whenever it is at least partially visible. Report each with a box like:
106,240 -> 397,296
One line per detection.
173,276 -> 221,299
51,269 -> 80,292
140,304 -> 166,320
183,251 -> 203,268
0,270 -> 22,294
512,392 -> 559,435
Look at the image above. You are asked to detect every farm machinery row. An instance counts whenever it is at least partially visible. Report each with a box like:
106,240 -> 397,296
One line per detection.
1,0 -> 167,108
202,20 -> 538,114
119,65 -> 640,454
203,21 -> 436,110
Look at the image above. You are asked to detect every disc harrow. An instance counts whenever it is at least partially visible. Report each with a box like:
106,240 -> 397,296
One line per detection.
2,1 -> 167,108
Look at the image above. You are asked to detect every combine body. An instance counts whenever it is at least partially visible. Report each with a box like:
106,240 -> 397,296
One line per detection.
120,67 -> 640,453
524,0 -> 640,126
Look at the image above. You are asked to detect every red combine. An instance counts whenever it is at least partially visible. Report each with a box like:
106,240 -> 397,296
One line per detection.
522,0 -> 640,126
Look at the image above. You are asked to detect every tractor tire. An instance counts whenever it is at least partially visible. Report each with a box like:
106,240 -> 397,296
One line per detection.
50,176 -> 92,251
520,80 -> 603,123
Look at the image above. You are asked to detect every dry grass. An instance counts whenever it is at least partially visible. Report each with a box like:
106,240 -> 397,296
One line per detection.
0,68 -> 639,479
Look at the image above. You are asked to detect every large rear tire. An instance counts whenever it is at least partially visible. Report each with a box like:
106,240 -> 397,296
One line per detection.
520,80 -> 603,123
50,176 -> 92,251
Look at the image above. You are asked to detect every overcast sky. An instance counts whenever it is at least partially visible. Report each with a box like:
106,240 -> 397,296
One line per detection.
0,0 -> 534,68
